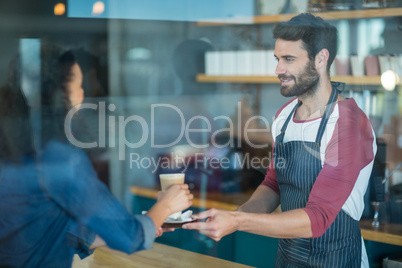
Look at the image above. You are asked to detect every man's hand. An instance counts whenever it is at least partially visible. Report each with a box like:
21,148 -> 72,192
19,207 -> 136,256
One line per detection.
182,208 -> 238,241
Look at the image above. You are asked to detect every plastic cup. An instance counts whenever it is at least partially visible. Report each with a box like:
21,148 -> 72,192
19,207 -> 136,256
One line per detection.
159,173 -> 185,220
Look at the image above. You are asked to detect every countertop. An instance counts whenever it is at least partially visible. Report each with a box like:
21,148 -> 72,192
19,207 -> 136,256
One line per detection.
72,242 -> 252,268
131,186 -> 402,246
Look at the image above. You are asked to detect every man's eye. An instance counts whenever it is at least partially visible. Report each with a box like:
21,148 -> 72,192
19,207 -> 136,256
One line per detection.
285,58 -> 294,62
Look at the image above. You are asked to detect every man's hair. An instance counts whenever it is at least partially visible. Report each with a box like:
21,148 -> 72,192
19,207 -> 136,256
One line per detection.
273,13 -> 337,73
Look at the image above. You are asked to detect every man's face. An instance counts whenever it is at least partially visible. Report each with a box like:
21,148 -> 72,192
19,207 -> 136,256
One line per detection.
274,39 -> 319,97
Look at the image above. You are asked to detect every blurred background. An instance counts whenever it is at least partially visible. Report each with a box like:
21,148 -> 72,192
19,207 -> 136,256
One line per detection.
1,0 -> 401,267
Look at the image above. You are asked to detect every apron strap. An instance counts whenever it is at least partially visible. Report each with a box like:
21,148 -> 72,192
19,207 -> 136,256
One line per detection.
315,82 -> 341,145
276,82 -> 343,145
277,101 -> 301,143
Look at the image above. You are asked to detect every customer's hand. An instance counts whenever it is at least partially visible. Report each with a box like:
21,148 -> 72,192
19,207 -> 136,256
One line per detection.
147,184 -> 193,233
182,208 -> 238,241
158,184 -> 193,215
156,227 -> 175,237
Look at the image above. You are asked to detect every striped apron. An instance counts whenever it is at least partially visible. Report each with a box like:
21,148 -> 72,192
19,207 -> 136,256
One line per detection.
274,83 -> 361,267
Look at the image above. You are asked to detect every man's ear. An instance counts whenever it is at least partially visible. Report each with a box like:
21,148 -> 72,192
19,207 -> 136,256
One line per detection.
315,48 -> 329,71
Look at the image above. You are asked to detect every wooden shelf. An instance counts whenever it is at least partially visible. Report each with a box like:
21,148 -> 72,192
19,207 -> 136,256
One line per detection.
197,74 -> 384,86
197,74 -> 281,84
198,7 -> 402,26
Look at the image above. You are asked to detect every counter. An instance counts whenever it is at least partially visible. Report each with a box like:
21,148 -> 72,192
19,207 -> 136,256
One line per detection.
130,186 -> 402,246
360,219 -> 402,246
72,242 -> 252,268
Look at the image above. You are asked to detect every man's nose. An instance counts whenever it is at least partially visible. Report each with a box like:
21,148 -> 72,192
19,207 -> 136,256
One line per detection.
275,61 -> 286,75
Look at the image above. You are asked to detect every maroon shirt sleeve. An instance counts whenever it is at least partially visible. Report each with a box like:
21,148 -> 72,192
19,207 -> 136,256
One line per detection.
261,144 -> 279,194
260,99 -> 296,194
303,99 -> 375,238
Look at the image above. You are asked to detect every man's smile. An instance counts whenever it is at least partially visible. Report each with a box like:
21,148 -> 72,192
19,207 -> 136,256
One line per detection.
278,75 -> 295,85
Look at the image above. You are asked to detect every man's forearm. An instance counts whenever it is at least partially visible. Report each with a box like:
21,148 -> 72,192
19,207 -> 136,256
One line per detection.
234,208 -> 313,239
237,185 -> 280,213
236,185 -> 314,239
237,198 -> 278,213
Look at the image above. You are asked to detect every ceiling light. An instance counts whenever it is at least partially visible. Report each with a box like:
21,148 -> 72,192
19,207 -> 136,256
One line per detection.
381,70 -> 399,91
92,1 -> 105,15
54,3 -> 65,16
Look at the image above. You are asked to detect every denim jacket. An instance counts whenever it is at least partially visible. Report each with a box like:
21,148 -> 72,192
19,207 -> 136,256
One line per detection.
0,141 -> 155,267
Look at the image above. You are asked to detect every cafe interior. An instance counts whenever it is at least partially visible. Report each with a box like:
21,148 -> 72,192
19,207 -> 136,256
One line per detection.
0,0 -> 401,267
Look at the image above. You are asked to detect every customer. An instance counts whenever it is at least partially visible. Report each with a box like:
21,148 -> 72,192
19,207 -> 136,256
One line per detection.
0,52 -> 193,268
184,13 -> 376,267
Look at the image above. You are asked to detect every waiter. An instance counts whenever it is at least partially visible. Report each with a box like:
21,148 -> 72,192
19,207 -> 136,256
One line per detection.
184,13 -> 376,267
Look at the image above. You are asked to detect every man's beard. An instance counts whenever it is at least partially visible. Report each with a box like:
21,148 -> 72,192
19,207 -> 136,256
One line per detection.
278,60 -> 319,98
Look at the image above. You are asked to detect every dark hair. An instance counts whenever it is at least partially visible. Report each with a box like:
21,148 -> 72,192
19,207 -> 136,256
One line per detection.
41,50 -> 78,145
70,48 -> 105,98
273,13 -> 337,73
0,84 -> 35,163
